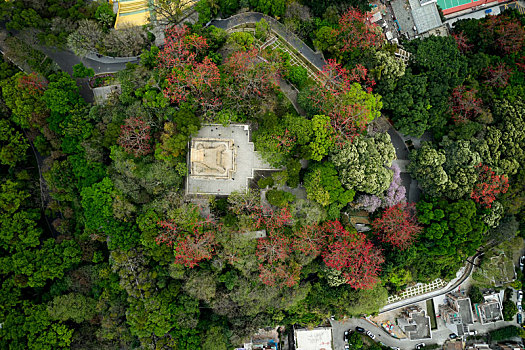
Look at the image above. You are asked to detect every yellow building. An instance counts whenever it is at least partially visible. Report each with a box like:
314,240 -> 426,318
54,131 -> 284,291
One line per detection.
111,0 -> 152,29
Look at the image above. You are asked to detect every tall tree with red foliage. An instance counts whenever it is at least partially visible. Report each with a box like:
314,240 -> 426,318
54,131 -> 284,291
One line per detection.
338,8 -> 383,53
164,56 -> 222,112
484,63 -> 512,88
371,202 -> 422,250
449,86 -> 483,124
157,25 -> 208,69
322,221 -> 384,289
256,232 -> 291,264
222,48 -> 281,112
483,15 -> 525,54
158,25 -> 222,113
308,59 -> 381,144
452,32 -> 473,53
471,164 -> 509,208
258,263 -> 301,288
117,117 -> 152,156
292,223 -> 326,257
156,219 -> 218,268
17,73 -> 47,96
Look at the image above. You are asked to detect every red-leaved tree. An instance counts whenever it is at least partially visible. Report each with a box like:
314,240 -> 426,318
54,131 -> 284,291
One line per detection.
322,221 -> 384,289
471,164 -> 509,208
308,59 -> 378,144
156,219 -> 218,268
484,63 -> 512,88
292,223 -> 327,257
483,15 -> 525,54
449,86 -> 483,124
371,202 -> 422,250
338,8 -> 383,52
157,25 -> 208,69
222,48 -> 281,112
452,32 -> 473,53
158,25 -> 222,113
164,56 -> 222,112
258,262 -> 301,288
117,117 -> 152,156
252,207 -> 302,287
17,73 -> 47,96
256,232 -> 291,264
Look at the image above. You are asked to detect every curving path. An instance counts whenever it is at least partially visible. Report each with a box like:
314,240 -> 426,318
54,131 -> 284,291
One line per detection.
210,12 -> 326,71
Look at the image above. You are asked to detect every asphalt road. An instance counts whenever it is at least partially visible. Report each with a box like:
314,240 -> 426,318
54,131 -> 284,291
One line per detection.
331,318 -> 439,350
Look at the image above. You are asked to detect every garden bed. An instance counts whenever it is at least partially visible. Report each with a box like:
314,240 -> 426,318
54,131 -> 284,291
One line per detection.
89,73 -> 116,88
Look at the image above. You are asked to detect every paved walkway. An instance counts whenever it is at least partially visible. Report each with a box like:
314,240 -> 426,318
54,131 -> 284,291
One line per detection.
210,12 -> 326,71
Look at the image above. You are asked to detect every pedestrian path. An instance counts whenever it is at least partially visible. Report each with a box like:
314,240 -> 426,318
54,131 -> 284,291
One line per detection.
211,12 -> 326,71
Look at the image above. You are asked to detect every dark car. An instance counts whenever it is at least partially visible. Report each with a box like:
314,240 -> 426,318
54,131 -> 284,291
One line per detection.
518,313 -> 523,324
416,343 -> 426,350
356,327 -> 365,333
449,333 -> 458,339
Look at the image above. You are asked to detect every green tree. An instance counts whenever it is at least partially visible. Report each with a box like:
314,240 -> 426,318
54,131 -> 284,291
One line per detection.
1,72 -> 49,128
47,293 -> 96,323
469,285 -> 484,304
304,162 -> 355,207
0,119 -> 28,167
72,63 -> 95,78
381,71 -> 431,138
502,299 -> 518,321
331,133 -> 396,195
95,2 -> 116,28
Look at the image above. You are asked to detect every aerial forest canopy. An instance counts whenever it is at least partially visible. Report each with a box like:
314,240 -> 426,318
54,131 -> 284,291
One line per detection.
0,0 -> 524,348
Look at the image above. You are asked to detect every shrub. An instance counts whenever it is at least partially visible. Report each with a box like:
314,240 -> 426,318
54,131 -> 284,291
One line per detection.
255,18 -> 270,41
258,177 -> 275,189
286,159 -> 301,188
285,65 -> 308,89
266,189 -> 295,207
489,326 -> 521,342
227,32 -> 254,51
72,63 -> 94,78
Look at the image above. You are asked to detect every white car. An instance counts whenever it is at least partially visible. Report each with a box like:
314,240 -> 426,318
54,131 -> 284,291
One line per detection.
518,304 -> 523,313
366,330 -> 376,339
520,256 -> 525,269
518,290 -> 523,303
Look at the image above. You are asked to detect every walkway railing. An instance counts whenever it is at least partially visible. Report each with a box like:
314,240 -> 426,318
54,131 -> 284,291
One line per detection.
210,12 -> 326,71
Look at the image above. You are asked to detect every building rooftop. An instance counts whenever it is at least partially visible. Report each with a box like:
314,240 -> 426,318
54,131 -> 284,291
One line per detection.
295,327 -> 332,350
397,309 -> 432,340
186,125 -> 274,195
409,0 -> 443,34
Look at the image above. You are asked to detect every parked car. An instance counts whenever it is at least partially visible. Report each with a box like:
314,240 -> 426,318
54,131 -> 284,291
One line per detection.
520,256 -> 525,269
518,290 -> 523,303
344,330 -> 349,342
415,343 -> 426,350
468,330 -> 478,336
391,347 -> 400,350
518,304 -> 523,313
345,344 -> 350,350
366,330 -> 376,339
518,313 -> 522,324
356,327 -> 365,333
449,333 -> 458,339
